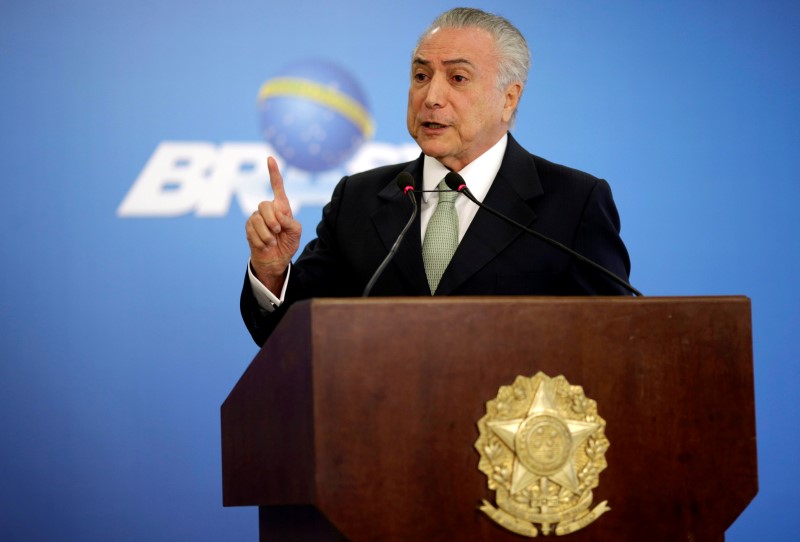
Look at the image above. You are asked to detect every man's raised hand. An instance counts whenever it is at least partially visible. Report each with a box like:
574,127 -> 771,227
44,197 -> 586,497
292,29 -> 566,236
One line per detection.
245,157 -> 302,293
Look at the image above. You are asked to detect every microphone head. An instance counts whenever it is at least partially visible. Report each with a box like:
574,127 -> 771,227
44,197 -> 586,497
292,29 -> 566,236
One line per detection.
444,171 -> 466,192
395,172 -> 415,194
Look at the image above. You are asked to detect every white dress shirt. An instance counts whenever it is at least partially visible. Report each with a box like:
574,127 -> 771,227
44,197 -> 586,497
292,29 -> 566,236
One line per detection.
249,133 -> 509,310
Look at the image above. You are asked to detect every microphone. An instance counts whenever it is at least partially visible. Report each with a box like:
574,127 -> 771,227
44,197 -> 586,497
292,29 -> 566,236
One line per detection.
444,172 -> 642,296
362,172 -> 418,297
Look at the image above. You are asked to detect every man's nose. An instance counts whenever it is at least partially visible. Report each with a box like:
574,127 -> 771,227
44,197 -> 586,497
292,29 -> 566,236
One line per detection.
424,73 -> 448,109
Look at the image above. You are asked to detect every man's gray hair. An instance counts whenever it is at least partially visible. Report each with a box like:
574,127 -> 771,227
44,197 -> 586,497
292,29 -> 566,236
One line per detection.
414,7 -> 531,91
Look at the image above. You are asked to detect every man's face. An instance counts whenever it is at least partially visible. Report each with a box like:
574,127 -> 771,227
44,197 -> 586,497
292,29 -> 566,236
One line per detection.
407,26 -> 522,172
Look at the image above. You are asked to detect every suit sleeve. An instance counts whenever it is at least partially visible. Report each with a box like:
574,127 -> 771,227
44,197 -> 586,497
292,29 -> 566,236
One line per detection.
570,178 -> 633,295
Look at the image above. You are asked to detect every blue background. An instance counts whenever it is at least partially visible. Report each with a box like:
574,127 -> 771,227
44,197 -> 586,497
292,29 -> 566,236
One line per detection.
1,1 -> 797,540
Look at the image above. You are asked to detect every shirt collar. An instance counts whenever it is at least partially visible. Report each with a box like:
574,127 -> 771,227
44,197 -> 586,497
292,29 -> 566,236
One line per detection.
421,133 -> 508,203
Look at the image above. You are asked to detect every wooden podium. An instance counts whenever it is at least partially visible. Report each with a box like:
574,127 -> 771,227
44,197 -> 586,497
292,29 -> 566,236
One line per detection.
221,297 -> 757,541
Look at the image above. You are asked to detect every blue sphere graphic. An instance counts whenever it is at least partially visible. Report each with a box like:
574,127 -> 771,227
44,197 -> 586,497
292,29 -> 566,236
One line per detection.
257,60 -> 373,172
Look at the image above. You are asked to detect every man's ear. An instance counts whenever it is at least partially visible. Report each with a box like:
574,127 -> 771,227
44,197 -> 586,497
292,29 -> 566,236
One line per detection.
502,82 -> 523,123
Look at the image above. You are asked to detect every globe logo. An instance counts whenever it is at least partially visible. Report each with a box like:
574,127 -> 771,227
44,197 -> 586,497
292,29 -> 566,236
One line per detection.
257,59 -> 374,172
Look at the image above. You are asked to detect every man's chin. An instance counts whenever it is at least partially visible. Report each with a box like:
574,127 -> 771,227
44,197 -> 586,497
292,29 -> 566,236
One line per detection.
415,139 -> 454,160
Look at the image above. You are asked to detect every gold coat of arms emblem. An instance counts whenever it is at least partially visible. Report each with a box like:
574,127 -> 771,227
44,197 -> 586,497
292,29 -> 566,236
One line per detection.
475,372 -> 610,537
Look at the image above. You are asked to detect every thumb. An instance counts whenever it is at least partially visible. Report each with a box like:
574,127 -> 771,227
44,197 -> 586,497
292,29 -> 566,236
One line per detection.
276,208 -> 301,233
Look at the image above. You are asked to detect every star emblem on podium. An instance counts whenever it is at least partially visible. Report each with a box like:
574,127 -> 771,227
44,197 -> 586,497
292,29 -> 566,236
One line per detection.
487,378 -> 600,495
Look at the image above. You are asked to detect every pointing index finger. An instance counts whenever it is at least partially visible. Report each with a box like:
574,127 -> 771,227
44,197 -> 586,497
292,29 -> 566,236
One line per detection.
267,156 -> 291,212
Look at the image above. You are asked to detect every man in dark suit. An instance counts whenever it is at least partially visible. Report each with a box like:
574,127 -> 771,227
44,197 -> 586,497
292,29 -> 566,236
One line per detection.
241,8 -> 631,346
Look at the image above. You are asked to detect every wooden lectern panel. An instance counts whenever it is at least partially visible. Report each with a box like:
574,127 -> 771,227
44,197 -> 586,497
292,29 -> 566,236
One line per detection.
222,297 -> 757,542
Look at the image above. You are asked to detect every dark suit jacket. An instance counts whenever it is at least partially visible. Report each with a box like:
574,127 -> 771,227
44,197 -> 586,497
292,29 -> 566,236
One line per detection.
241,134 -> 631,346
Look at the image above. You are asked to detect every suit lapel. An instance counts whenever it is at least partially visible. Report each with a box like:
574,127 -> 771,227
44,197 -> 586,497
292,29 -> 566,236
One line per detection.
435,134 -> 543,295
370,158 -> 430,294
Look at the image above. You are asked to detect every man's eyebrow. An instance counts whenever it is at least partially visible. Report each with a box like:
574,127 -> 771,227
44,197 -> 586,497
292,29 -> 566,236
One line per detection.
412,57 -> 475,67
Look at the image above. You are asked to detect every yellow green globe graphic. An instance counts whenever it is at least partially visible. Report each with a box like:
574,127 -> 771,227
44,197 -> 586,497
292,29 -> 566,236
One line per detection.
258,59 -> 374,172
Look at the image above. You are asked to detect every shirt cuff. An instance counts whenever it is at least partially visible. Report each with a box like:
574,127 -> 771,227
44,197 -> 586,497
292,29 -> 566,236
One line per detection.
247,260 -> 290,312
